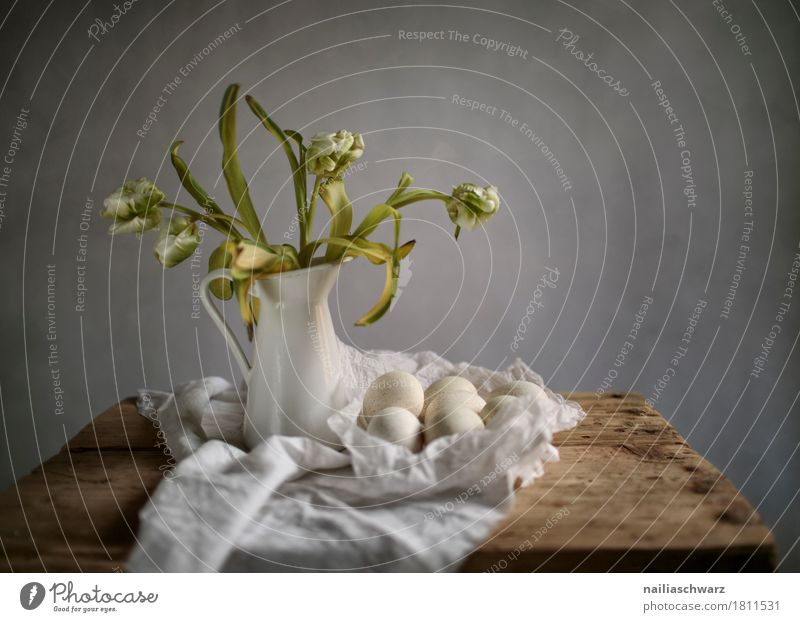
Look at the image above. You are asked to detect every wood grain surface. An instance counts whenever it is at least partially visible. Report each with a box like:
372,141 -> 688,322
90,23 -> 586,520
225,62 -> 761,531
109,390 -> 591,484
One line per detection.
0,393 -> 776,572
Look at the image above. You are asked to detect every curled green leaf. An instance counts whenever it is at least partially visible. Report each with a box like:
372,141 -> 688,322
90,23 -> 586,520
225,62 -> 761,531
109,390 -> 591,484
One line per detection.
355,259 -> 398,327
245,94 -> 306,242
386,172 -> 414,205
170,141 -> 224,215
319,180 -> 353,261
286,129 -> 307,200
301,236 -> 391,266
352,203 -> 399,240
220,84 -> 266,244
300,235 -> 414,326
236,277 -> 256,341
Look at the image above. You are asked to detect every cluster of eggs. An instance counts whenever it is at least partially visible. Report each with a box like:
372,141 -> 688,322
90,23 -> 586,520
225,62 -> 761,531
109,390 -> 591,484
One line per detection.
360,371 -> 547,451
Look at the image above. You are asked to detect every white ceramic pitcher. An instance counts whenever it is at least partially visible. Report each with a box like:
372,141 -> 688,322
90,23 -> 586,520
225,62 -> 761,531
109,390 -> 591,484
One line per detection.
199,261 -> 348,450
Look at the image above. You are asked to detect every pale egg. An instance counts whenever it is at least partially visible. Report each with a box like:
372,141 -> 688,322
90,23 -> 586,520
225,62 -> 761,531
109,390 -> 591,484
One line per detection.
362,371 -> 424,420
423,375 -> 478,408
425,407 -> 485,443
424,391 -> 486,423
366,406 -> 423,452
479,395 -> 520,424
489,380 -> 546,401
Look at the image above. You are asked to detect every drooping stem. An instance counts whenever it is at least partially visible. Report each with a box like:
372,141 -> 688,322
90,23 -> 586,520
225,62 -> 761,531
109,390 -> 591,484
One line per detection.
303,176 -> 322,251
245,95 -> 306,250
387,188 -> 451,209
161,202 -> 245,240
219,85 -> 267,244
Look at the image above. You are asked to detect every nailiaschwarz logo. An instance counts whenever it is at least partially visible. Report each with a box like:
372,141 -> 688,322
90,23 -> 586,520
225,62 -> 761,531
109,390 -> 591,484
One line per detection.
20,582 -> 45,610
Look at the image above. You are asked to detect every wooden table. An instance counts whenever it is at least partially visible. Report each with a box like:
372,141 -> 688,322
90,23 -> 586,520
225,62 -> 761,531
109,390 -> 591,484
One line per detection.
0,392 -> 776,572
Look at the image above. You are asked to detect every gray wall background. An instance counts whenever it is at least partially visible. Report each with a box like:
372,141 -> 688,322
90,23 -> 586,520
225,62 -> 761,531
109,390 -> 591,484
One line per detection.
1,0 -> 798,569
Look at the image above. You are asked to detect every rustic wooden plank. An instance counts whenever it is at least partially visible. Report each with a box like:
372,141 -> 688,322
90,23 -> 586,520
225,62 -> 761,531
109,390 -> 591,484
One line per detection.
462,398 -> 777,571
0,445 -> 166,572
68,397 -> 243,451
0,392 -> 776,572
67,398 -> 158,452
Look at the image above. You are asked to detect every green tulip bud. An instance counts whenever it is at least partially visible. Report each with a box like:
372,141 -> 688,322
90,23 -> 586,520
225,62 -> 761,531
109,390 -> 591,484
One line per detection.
107,210 -> 161,235
154,215 -> 201,268
208,241 -> 237,299
306,130 -> 364,177
446,183 -> 500,230
101,177 -> 165,235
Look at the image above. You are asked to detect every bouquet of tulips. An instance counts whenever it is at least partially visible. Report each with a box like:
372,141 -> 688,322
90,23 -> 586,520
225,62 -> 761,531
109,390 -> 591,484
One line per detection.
102,84 -> 500,336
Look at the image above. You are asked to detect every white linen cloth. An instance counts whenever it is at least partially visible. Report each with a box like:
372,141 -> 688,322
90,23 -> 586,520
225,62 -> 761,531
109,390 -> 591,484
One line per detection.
126,343 -> 584,572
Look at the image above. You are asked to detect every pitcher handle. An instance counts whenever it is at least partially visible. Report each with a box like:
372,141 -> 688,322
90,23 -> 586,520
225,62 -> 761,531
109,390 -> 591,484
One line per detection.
199,269 -> 251,375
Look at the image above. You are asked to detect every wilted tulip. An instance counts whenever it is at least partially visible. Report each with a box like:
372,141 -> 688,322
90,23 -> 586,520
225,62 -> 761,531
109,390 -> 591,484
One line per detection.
230,240 -> 299,279
154,215 -> 201,268
101,178 -> 165,234
446,183 -> 500,230
231,240 -> 274,276
306,130 -> 364,177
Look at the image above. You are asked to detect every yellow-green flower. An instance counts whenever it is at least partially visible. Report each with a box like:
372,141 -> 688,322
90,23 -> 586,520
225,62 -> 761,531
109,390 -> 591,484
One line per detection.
306,130 -> 364,177
101,178 -> 165,234
230,240 -> 299,279
231,240 -> 274,276
154,215 -> 201,268
446,183 -> 500,230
